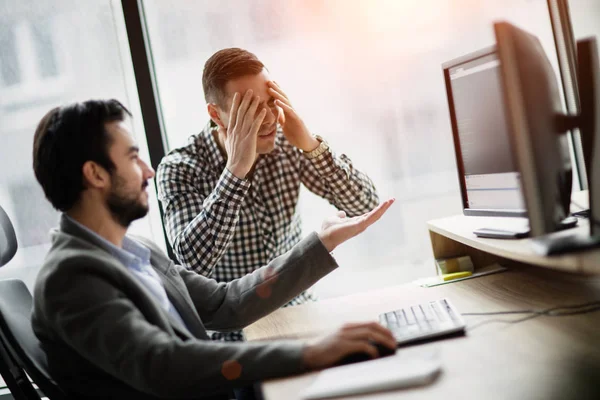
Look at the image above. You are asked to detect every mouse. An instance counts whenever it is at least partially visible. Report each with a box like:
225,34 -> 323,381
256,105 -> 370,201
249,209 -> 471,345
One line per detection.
334,341 -> 397,366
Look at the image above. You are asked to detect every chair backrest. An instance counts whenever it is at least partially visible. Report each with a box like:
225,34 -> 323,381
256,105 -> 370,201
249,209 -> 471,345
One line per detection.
0,205 -> 17,267
0,279 -> 70,399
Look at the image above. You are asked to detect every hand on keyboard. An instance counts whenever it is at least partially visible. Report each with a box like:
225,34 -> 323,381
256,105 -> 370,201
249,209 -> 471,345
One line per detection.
334,341 -> 396,366
302,322 -> 396,370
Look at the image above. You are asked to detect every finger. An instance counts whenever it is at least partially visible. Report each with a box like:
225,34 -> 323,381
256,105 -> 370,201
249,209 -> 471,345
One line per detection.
343,321 -> 395,336
268,80 -> 289,101
236,89 -> 254,128
337,341 -> 378,361
337,211 -> 347,218
339,326 -> 378,341
249,109 -> 267,137
277,105 -> 286,125
362,323 -> 397,345
272,80 -> 286,96
341,327 -> 396,349
243,95 -> 261,130
268,85 -> 291,106
369,332 -> 397,351
342,322 -> 376,330
274,99 -> 296,118
228,92 -> 241,132
358,199 -> 395,228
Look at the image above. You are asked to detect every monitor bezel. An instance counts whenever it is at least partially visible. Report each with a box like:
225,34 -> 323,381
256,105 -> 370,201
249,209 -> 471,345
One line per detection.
442,46 -> 527,218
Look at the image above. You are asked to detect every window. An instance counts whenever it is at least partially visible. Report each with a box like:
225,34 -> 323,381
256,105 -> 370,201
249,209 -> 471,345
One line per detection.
31,17 -> 59,79
0,24 -> 21,86
0,0 -> 165,290
569,0 -> 600,40
142,0 -> 569,298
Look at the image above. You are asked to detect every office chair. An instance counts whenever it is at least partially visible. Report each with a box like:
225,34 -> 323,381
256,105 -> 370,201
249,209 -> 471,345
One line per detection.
0,205 -> 70,399
0,205 -> 17,267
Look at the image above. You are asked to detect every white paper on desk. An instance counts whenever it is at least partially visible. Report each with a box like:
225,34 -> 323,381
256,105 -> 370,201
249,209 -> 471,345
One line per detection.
301,348 -> 441,399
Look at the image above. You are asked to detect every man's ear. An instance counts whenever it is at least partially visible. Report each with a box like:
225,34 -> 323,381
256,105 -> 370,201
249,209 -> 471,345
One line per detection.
207,103 -> 226,129
81,161 -> 110,190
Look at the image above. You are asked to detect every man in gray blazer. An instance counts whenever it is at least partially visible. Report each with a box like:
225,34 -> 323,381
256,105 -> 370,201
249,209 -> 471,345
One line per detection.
30,99 -> 395,400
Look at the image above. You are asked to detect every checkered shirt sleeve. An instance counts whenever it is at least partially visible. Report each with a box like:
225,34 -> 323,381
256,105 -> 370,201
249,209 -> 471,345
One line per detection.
300,147 -> 380,217
157,156 -> 250,277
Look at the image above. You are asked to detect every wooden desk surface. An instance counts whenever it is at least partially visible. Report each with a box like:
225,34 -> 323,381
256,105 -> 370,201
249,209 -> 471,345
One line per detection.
244,267 -> 600,399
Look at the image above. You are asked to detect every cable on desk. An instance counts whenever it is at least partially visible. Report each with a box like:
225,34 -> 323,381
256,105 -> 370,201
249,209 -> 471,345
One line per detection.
543,301 -> 600,316
465,314 -> 540,331
462,310 -> 538,316
463,300 -> 600,331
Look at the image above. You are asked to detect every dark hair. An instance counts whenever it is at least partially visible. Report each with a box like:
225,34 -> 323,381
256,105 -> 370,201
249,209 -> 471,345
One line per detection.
32,99 -> 132,211
202,48 -> 265,107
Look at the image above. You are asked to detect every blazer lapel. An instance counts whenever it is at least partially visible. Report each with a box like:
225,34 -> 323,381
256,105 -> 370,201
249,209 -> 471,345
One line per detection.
150,257 -> 210,340
58,215 -> 201,340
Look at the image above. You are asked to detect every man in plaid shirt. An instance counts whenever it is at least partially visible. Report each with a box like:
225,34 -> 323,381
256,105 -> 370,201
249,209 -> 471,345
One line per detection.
157,48 -> 379,341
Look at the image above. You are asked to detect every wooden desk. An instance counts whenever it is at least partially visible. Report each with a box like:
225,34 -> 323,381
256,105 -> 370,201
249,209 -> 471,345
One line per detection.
428,215 -> 600,275
244,212 -> 600,399
245,268 -> 600,399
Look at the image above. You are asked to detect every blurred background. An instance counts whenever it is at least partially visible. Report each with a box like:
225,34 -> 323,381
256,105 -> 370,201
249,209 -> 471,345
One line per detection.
1,0 -> 599,299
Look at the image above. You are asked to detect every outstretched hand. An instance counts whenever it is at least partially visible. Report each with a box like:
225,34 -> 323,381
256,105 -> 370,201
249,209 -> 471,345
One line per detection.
317,199 -> 395,252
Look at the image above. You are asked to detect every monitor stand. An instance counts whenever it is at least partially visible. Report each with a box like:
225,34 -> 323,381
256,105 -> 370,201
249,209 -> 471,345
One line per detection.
531,230 -> 600,256
473,216 -> 579,240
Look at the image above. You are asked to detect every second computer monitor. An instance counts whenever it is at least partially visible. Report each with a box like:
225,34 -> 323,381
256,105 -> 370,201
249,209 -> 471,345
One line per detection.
443,47 -> 526,217
495,21 -> 573,237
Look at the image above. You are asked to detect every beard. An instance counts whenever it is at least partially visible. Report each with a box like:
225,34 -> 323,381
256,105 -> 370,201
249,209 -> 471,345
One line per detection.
106,174 -> 149,228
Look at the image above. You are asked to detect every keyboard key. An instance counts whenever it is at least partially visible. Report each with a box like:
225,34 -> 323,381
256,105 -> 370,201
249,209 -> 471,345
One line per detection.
404,308 -> 417,325
386,311 -> 398,325
412,305 -> 426,323
442,299 -> 459,321
431,301 -> 448,322
421,304 -> 435,321
394,310 -> 407,326
392,325 -> 421,339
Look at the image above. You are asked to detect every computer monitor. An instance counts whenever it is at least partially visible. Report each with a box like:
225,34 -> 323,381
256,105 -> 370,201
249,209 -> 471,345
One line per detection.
547,0 -> 588,189
442,47 -> 526,218
577,37 -> 600,237
494,21 -> 600,254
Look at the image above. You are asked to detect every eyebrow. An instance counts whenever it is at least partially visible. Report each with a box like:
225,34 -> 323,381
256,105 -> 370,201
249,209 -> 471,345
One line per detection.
127,145 -> 140,155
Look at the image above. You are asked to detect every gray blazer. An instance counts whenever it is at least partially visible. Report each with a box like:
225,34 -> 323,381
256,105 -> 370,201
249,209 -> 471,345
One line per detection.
32,215 -> 338,399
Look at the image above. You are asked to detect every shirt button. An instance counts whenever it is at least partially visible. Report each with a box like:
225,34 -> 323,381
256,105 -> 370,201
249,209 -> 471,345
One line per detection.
170,269 -> 177,276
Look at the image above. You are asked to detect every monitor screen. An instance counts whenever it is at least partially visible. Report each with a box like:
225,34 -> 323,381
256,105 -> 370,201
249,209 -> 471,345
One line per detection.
444,48 -> 526,216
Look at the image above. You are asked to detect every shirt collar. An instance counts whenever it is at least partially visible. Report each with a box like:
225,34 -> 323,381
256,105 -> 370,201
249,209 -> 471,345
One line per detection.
63,214 -> 151,268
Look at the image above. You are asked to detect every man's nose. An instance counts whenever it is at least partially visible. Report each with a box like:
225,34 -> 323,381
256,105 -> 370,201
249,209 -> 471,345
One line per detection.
142,160 -> 155,179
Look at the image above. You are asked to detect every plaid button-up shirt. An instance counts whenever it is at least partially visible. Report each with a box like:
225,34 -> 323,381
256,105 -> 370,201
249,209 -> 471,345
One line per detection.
156,121 -> 379,340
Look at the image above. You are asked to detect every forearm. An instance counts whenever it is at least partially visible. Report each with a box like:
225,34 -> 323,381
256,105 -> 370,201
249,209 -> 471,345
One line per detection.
187,232 -> 338,331
304,150 -> 380,216
167,169 -> 250,276
121,338 -> 307,396
51,305 -> 305,397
